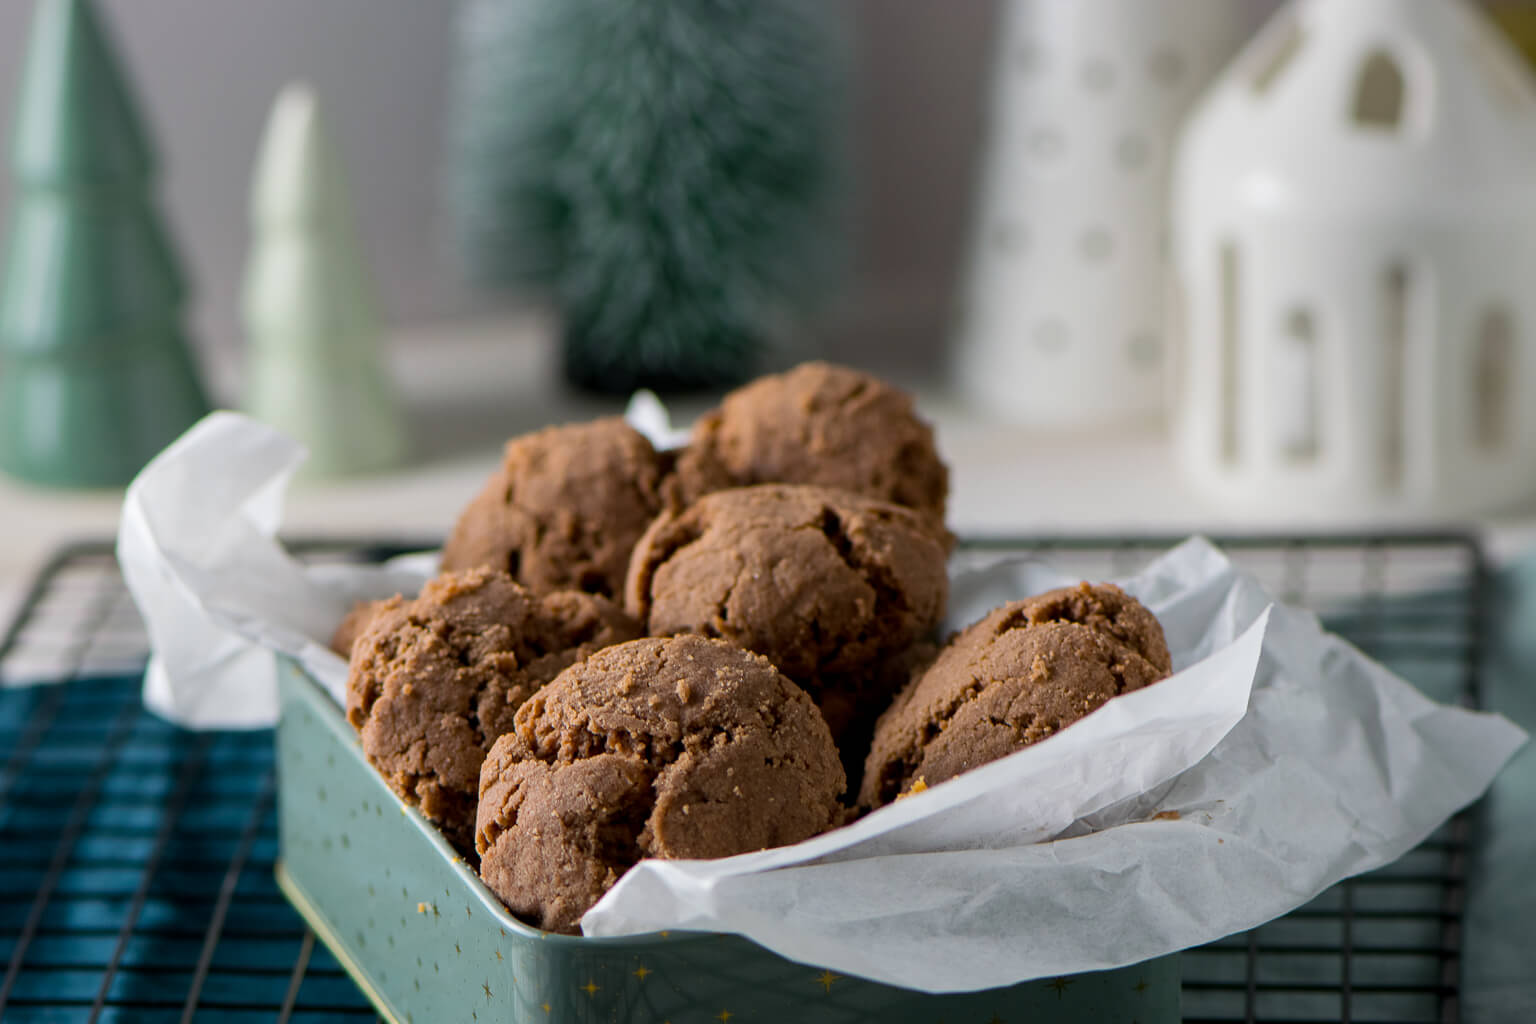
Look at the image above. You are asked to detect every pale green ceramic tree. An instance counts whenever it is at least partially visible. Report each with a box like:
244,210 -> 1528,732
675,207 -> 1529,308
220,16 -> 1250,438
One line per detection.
0,0 -> 209,487
242,84 -> 405,477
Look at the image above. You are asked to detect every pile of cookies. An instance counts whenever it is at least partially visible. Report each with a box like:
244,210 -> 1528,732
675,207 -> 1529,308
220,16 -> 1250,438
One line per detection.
336,362 -> 1171,933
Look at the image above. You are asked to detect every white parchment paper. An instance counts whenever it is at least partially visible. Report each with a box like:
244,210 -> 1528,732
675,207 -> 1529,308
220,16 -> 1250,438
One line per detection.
117,412 -> 1527,992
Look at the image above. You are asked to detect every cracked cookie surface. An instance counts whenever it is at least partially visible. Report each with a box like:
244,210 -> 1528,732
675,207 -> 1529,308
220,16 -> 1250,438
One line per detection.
345,568 -> 640,851
475,635 -> 845,933
860,584 -> 1171,807
624,484 -> 949,741
441,418 -> 667,597
668,362 -> 949,523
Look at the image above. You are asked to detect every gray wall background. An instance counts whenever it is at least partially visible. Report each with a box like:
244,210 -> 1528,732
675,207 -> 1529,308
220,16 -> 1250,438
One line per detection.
0,0 -> 1005,372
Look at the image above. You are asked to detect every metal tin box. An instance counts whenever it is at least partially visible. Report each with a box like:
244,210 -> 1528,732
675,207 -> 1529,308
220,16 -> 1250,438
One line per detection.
274,656 -> 1181,1023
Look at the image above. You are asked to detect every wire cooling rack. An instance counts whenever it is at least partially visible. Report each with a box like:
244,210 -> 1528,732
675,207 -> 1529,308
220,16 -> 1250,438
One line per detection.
0,533 -> 1485,1024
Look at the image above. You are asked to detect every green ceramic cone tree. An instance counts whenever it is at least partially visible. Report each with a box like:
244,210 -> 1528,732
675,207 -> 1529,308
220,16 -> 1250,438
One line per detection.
242,85 -> 405,477
0,0 -> 209,488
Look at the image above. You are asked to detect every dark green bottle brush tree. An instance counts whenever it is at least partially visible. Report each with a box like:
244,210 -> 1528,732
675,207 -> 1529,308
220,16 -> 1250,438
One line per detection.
448,0 -> 848,394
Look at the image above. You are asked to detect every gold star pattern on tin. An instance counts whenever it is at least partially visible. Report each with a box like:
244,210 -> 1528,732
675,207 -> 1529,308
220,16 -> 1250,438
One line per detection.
432,904 -> 440,919
716,1012 -> 733,1023
1134,978 -> 1148,994
455,943 -> 462,955
818,970 -> 839,993
1047,977 -> 1073,999
633,965 -> 651,981
582,980 -> 600,997
541,1002 -> 551,1014
466,906 -> 473,918
495,950 -> 503,962
483,980 -> 492,1000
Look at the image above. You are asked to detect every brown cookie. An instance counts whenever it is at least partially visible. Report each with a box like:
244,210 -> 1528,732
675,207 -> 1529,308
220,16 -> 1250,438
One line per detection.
476,635 -> 845,934
329,597 -> 395,658
441,418 -> 666,597
668,362 -> 949,523
1009,582 -> 1172,674
346,568 -> 640,851
860,588 -> 1171,808
625,484 -> 949,738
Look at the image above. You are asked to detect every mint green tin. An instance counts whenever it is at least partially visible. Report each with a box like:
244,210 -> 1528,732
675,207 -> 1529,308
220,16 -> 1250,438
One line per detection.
274,657 -> 1180,1023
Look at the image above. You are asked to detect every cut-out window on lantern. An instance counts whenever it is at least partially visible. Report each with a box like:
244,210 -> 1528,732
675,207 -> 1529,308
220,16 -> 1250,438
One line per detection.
1475,308 -> 1514,451
1380,264 -> 1410,490
1353,50 -> 1406,129
1220,243 -> 1241,465
1276,307 -> 1320,463
1250,15 -> 1305,95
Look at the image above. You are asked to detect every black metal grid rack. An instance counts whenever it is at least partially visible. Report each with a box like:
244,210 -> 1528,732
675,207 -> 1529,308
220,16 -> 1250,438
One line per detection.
0,533 -> 1485,1023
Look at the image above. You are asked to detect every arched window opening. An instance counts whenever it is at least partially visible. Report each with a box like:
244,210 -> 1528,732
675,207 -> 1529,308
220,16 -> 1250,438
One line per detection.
1474,308 -> 1514,451
1276,308 -> 1320,463
1380,264 -> 1410,490
1353,50 -> 1406,129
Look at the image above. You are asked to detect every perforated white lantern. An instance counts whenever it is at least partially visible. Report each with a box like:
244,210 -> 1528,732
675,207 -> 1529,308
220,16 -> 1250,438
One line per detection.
1172,0 -> 1536,516
953,0 -> 1252,429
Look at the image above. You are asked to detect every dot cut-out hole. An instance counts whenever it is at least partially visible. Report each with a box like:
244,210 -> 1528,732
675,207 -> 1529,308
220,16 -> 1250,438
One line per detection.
1474,307 -> 1514,451
991,221 -> 1028,255
1116,134 -> 1150,170
1128,333 -> 1161,370
1149,48 -> 1185,86
1016,40 -> 1042,74
1353,50 -> 1406,129
1028,126 -> 1065,163
1033,320 -> 1071,354
1081,58 -> 1116,92
1080,227 -> 1114,262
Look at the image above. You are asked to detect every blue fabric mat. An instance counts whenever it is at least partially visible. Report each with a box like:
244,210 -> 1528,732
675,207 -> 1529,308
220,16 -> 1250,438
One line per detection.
0,675 -> 374,1022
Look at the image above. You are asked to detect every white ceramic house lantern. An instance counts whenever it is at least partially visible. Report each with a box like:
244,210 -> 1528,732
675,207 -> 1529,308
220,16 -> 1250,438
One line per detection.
953,0 -> 1252,429
1172,0 -> 1536,516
